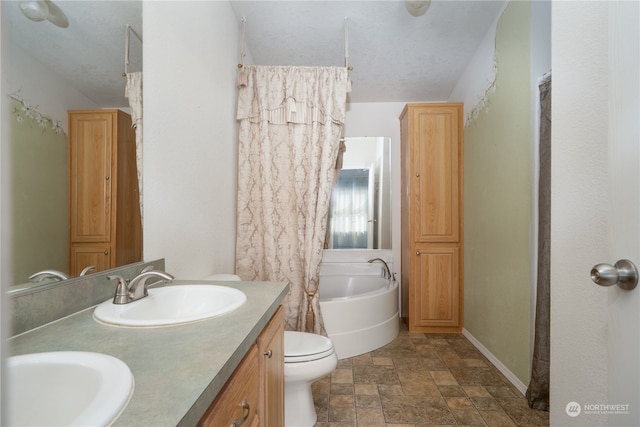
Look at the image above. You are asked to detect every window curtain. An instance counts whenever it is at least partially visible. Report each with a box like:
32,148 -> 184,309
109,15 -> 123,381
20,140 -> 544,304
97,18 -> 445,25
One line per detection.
235,65 -> 351,334
125,71 -> 143,221
526,73 -> 551,411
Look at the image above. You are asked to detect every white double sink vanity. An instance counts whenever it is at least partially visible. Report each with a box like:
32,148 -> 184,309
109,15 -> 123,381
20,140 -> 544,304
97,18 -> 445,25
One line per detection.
7,264 -> 288,426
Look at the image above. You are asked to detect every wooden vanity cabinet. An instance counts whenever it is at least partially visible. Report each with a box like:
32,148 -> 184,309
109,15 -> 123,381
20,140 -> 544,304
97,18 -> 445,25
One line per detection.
400,103 -> 464,333
198,307 -> 284,427
68,110 -> 142,276
258,307 -> 284,426
198,345 -> 260,427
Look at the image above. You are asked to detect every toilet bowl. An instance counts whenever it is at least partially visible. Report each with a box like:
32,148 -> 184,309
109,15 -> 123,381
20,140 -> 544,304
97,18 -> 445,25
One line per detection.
284,331 -> 338,427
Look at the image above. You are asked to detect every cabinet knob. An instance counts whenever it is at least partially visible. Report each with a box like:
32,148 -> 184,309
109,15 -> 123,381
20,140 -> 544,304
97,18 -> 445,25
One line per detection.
415,173 -> 420,177
416,251 -> 421,256
263,349 -> 273,358
105,176 -> 110,181
104,249 -> 109,255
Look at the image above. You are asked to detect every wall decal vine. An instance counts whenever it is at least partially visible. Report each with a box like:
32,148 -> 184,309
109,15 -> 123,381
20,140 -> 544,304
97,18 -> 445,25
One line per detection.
8,93 -> 65,136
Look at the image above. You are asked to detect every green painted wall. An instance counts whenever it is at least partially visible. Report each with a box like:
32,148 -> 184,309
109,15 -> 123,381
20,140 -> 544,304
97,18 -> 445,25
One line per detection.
464,2 -> 532,385
10,99 -> 68,285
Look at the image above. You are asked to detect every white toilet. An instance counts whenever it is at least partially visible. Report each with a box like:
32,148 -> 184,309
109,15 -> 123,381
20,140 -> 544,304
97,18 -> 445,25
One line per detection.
284,331 -> 338,427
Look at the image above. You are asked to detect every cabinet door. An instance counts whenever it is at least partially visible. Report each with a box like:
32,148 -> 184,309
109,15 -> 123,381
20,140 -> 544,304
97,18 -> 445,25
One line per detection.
69,244 -> 111,276
258,307 -> 284,427
411,105 -> 461,243
411,245 -> 461,331
69,113 -> 113,243
198,345 -> 260,427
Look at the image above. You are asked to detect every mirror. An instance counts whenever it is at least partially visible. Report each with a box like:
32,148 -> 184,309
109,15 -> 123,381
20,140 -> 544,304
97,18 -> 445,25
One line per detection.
3,1 -> 142,289
326,137 -> 391,249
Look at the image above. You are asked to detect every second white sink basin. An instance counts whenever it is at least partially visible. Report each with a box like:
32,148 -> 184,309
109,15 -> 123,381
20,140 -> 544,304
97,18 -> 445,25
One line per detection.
93,284 -> 247,327
6,351 -> 134,427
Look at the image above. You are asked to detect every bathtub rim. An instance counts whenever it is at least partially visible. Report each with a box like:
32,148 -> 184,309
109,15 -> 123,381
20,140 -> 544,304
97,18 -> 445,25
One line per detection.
319,277 -> 397,302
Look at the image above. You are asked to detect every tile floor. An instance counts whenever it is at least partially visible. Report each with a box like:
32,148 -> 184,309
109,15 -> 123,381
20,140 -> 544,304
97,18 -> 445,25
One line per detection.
311,325 -> 549,426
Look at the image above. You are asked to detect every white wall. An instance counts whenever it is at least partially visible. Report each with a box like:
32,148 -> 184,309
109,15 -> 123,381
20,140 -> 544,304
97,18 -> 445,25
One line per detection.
143,1 -> 240,279
142,3 -> 403,280
5,49 -> 99,134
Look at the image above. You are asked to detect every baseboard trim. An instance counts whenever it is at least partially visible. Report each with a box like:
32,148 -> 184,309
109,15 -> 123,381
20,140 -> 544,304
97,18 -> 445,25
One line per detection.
461,328 -> 528,396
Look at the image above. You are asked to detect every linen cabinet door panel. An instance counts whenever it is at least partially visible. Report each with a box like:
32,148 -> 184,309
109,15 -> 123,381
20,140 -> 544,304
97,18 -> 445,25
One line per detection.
412,245 -> 461,332
412,106 -> 461,243
69,113 -> 114,243
69,244 -> 111,276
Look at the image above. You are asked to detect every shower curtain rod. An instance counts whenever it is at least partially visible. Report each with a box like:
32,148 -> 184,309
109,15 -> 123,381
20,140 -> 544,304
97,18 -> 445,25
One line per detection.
236,17 -> 353,72
122,24 -> 143,77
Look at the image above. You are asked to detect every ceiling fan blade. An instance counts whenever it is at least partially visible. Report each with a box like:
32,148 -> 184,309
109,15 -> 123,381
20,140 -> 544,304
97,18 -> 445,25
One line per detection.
45,0 -> 68,28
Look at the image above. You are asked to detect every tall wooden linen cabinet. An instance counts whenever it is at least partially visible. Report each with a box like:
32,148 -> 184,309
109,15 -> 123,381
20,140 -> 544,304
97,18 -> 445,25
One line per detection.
68,110 -> 142,276
400,103 -> 464,333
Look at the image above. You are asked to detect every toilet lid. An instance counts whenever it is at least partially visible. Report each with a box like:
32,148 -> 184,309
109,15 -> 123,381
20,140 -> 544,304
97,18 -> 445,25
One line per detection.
284,331 -> 335,363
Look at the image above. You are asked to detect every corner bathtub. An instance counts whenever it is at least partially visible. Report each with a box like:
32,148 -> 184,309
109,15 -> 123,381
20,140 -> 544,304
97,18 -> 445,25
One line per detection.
319,274 -> 399,359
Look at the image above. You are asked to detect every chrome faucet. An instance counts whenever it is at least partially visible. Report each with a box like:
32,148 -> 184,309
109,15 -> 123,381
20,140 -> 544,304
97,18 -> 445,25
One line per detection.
368,258 -> 392,280
28,270 -> 71,282
79,265 -> 96,276
108,270 -> 175,304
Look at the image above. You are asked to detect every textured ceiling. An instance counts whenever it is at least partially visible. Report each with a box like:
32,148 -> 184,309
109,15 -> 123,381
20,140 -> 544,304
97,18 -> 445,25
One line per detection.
5,0 -> 506,106
5,0 -> 142,107
229,1 -> 506,103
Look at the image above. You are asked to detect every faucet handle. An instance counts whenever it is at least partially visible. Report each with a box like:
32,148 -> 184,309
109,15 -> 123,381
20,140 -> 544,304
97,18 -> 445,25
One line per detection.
108,275 -> 130,305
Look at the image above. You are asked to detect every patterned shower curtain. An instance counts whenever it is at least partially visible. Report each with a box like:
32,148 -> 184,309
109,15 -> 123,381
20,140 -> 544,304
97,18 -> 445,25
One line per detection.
125,71 -> 143,221
235,66 -> 350,334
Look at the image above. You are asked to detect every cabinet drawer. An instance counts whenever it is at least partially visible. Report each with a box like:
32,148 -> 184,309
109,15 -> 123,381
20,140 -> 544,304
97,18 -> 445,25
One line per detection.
198,345 -> 260,427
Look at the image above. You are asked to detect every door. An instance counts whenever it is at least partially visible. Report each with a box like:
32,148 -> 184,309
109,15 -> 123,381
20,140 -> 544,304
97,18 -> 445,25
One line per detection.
551,2 -> 639,425
258,307 -> 284,426
603,2 -> 639,424
412,244 -> 460,331
412,104 -> 460,244
69,244 -> 111,276
69,112 -> 113,243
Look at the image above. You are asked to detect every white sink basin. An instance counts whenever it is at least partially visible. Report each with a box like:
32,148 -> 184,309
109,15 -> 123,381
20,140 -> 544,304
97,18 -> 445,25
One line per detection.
93,284 -> 247,327
6,351 -> 134,427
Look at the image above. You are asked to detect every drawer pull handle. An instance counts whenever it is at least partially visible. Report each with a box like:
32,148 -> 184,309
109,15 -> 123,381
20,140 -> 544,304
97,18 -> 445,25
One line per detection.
264,349 -> 273,358
230,398 -> 250,427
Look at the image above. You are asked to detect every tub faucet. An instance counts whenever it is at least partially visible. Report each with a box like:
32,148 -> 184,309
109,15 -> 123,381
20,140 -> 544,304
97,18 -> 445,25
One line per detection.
108,270 -> 175,304
28,270 -> 71,282
368,258 -> 392,280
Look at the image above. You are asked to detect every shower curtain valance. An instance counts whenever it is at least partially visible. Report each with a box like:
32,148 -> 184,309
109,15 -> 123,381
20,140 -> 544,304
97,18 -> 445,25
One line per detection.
237,65 -> 351,125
